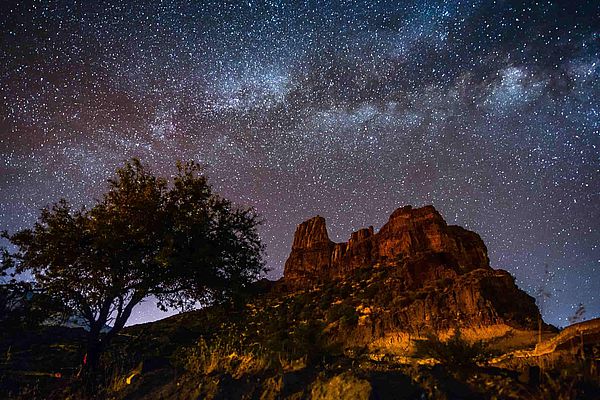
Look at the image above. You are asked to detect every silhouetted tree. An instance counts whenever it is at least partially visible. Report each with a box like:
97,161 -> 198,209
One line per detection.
1,159 -> 266,380
568,303 -> 586,325
534,263 -> 554,343
0,282 -> 67,337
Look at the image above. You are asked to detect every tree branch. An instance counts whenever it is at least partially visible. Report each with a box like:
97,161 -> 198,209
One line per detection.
104,291 -> 145,344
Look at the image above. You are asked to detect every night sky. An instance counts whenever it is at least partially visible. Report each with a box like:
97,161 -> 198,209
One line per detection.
1,0 -> 598,327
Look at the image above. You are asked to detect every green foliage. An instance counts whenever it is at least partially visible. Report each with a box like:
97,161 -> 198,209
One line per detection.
287,319 -> 329,361
534,353 -> 600,400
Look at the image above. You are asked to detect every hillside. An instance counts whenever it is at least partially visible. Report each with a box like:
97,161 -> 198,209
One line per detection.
1,206 -> 598,399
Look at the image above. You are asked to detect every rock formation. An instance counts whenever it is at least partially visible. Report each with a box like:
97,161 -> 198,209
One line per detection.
283,205 -> 542,336
284,205 -> 489,284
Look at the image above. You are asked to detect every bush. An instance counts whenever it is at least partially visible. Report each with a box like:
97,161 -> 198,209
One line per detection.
326,303 -> 357,326
362,284 -> 379,299
172,337 -> 271,378
318,293 -> 333,309
414,330 -> 488,370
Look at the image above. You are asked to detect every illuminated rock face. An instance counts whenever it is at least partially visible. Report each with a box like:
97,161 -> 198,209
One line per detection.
283,205 -> 490,285
282,205 -> 542,335
284,215 -> 337,284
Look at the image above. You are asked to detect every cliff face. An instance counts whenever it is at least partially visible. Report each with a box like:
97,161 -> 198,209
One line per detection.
284,205 -> 489,284
284,216 -> 337,283
282,205 -> 541,335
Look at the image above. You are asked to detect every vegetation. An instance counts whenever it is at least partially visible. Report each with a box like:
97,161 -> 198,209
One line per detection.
0,283 -> 67,337
568,303 -> 586,325
414,330 -> 490,370
1,204 -> 598,398
1,159 -> 266,381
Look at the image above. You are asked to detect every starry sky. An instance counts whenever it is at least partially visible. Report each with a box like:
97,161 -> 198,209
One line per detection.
1,0 -> 598,327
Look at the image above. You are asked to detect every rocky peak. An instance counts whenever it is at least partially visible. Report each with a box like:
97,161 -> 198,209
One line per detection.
348,227 -> 374,247
291,215 -> 332,250
283,205 -> 490,285
387,204 -> 439,220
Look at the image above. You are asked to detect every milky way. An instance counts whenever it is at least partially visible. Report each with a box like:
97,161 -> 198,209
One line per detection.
1,1 -> 598,326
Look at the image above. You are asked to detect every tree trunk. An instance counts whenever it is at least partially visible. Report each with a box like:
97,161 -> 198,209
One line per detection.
79,319 -> 107,394
78,293 -> 144,393
85,342 -> 102,371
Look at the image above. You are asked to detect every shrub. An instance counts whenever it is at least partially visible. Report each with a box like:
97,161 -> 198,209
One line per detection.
288,320 -> 327,360
363,284 -> 379,299
414,330 -> 488,370
318,293 -> 333,309
172,337 -> 271,378
326,303 -> 356,324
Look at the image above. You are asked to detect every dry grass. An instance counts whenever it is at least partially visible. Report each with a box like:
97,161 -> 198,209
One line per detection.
174,337 -> 307,379
310,372 -> 371,400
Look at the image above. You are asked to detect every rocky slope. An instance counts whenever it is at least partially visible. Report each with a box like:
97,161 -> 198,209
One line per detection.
282,205 -> 542,340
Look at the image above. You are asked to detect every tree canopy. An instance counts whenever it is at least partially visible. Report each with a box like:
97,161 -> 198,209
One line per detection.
1,159 -> 266,371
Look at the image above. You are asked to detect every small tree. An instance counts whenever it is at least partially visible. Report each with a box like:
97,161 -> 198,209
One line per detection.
1,159 -> 266,379
414,330 -> 489,372
567,303 -> 586,325
0,282 -> 67,336
534,263 -> 554,343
